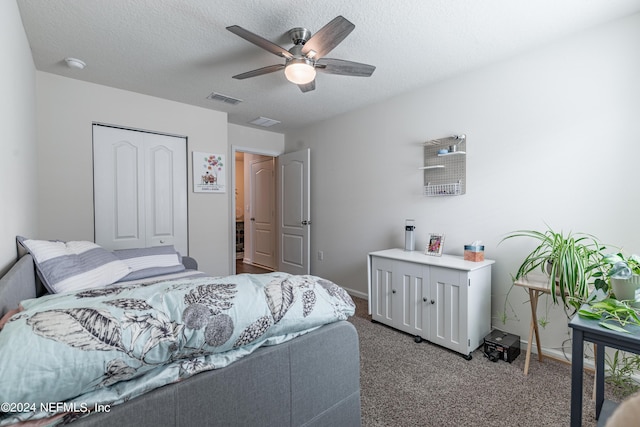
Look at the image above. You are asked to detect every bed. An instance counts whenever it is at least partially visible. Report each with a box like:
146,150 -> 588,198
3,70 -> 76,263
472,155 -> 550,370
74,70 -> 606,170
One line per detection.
0,239 -> 361,427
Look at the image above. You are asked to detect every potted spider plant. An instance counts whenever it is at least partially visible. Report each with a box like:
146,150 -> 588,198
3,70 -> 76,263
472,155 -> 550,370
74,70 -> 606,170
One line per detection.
594,252 -> 640,303
500,226 -> 604,313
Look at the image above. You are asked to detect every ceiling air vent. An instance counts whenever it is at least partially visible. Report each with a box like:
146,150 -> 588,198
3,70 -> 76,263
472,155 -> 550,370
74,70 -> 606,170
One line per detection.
206,92 -> 243,105
249,117 -> 281,127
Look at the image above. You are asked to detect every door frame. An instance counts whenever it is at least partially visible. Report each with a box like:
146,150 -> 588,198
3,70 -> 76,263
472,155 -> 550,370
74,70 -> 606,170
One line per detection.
229,145 -> 282,274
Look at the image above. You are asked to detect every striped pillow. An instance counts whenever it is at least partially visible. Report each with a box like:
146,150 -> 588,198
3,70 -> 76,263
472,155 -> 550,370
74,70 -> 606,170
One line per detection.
16,237 -> 131,294
114,245 -> 185,281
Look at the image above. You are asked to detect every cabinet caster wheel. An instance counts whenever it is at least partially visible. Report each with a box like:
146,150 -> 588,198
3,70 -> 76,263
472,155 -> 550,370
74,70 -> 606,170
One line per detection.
414,336 -> 423,343
463,354 -> 472,361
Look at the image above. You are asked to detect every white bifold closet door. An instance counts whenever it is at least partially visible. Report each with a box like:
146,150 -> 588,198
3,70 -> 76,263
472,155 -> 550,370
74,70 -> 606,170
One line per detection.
93,124 -> 188,255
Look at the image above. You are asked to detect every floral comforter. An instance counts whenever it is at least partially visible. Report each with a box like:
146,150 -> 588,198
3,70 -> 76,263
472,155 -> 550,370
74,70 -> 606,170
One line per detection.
0,272 -> 355,425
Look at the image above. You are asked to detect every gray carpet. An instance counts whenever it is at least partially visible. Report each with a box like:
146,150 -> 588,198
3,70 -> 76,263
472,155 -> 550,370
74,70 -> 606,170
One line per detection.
348,297 -> 624,427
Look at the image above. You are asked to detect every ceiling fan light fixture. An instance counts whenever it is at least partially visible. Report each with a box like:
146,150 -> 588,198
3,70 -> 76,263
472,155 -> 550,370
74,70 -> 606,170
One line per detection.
228,16 -> 374,93
284,59 -> 316,85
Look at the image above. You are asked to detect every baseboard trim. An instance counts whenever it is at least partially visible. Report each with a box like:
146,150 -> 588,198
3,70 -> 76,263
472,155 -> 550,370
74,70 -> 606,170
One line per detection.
344,287 -> 368,300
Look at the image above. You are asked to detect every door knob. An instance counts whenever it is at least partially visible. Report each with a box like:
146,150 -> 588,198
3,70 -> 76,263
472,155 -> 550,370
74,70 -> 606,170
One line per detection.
301,220 -> 312,225
431,299 -> 435,304
392,289 -> 396,294
250,217 -> 255,221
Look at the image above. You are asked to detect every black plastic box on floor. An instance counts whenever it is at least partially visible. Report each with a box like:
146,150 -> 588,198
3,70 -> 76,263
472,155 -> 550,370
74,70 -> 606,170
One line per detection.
483,329 -> 521,363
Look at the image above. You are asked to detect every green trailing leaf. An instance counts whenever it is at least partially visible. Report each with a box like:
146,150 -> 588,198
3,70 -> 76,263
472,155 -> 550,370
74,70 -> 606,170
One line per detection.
578,309 -> 601,320
599,322 -> 631,333
591,301 -> 617,311
582,296 -> 640,333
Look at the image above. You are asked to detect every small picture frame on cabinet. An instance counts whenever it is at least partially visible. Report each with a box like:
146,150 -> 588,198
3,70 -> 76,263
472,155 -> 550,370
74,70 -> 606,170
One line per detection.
425,233 -> 445,256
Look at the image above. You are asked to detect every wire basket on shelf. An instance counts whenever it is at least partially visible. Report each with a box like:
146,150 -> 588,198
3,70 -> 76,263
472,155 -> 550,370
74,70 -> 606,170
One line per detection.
424,181 -> 462,196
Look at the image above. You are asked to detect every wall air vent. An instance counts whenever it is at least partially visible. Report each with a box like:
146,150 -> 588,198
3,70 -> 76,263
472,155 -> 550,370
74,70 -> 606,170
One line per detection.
206,92 -> 243,105
249,117 -> 281,127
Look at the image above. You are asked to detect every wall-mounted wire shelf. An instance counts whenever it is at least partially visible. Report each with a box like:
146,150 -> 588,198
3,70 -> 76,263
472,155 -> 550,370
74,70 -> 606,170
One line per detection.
423,134 -> 466,196
424,181 -> 462,196
437,151 -> 466,157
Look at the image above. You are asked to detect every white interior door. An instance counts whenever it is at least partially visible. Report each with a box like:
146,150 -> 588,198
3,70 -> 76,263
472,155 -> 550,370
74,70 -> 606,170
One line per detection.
94,126 -> 145,249
250,156 -> 275,269
144,134 -> 188,252
93,125 -> 188,255
277,149 -> 310,275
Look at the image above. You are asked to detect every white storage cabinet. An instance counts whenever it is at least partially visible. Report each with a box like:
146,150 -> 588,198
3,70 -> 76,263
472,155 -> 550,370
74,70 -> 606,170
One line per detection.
367,248 -> 494,359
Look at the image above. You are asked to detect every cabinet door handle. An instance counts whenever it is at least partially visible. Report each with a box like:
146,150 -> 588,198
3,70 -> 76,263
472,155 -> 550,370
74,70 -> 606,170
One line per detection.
392,290 -> 396,294
423,297 -> 427,302
431,299 -> 435,304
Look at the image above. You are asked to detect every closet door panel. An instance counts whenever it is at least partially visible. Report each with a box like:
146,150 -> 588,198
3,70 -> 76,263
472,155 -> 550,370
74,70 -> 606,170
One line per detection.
94,126 -> 145,249
114,141 -> 143,241
147,144 -> 174,244
144,135 -> 187,253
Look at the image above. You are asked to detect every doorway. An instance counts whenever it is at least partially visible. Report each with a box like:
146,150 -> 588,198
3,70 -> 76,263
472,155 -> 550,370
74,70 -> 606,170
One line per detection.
230,146 -> 311,276
234,150 -> 277,272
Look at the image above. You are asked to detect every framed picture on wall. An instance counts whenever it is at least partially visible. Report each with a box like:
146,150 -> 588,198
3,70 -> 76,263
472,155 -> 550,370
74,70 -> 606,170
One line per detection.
425,233 -> 445,256
193,152 -> 226,193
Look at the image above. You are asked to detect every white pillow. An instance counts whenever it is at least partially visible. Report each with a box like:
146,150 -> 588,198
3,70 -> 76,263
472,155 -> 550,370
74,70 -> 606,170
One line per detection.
16,237 -> 131,294
114,245 -> 185,281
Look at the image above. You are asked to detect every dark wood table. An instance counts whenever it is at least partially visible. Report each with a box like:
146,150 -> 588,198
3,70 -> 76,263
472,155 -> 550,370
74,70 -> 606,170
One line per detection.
569,312 -> 640,426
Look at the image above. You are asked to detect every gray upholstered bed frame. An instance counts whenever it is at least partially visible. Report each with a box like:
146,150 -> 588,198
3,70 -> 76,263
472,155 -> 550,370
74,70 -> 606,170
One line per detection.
0,254 -> 362,427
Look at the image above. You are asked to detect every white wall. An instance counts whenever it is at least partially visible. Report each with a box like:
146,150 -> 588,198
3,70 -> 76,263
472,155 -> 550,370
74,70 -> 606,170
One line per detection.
228,124 -> 284,154
286,13 -> 640,353
33,74 -> 285,277
0,0 -> 38,273
35,72 -> 229,275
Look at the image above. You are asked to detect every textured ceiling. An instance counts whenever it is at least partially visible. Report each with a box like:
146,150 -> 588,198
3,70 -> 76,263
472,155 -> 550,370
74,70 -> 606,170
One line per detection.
17,0 -> 640,133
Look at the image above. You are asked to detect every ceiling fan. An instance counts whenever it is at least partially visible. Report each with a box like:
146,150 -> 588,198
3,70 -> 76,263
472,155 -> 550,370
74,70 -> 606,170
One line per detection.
226,16 -> 375,93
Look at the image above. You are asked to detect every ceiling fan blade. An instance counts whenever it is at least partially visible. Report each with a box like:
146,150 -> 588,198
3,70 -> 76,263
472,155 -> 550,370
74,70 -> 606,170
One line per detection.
298,80 -> 316,93
301,16 -> 355,59
232,64 -> 285,80
227,25 -> 293,59
315,58 -> 376,77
